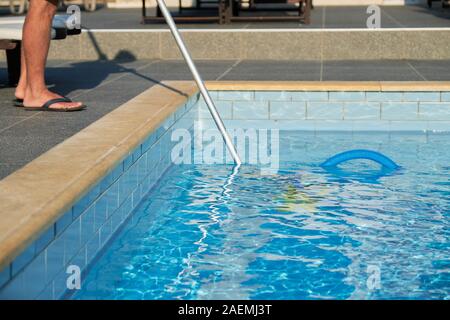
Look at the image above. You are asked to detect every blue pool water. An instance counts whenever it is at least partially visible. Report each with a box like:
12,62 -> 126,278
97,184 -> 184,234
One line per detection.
73,131 -> 450,300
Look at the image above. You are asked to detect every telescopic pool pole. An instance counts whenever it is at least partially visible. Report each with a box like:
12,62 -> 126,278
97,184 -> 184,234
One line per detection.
156,0 -> 242,166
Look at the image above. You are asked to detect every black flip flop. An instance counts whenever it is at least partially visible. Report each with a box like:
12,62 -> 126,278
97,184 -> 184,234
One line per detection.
16,96 -> 71,108
13,98 -> 24,107
24,98 -> 86,112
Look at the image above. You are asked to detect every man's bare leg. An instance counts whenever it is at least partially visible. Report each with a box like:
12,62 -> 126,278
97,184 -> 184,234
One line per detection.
22,0 -> 83,110
14,45 -> 26,100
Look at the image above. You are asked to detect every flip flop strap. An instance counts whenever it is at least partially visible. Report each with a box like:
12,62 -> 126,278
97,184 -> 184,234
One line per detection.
42,97 -> 72,109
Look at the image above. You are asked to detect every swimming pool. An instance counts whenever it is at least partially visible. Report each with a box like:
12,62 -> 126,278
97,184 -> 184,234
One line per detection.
73,131 -> 450,300
1,82 -> 449,300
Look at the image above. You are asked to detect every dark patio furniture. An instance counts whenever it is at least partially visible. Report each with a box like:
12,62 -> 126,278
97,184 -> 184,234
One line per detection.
0,15 -> 81,86
427,0 -> 450,8
141,0 -> 312,25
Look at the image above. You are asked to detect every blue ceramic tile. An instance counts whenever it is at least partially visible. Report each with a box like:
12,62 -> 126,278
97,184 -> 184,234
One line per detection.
159,132 -> 172,161
118,170 -> 134,206
11,244 -> 35,276
381,102 -> 418,120
85,232 -> 100,263
307,102 -> 343,120
45,236 -> 65,283
136,152 -> 148,181
269,101 -> 306,120
166,114 -> 176,129
218,91 -> 254,101
344,102 -> 380,120
367,92 -> 403,102
233,101 -> 269,119
123,153 -> 134,171
99,220 -> 112,247
154,125 -> 166,141
0,271 -> 25,299
94,196 -> 108,231
131,147 -> 142,164
419,103 -> 450,120
35,226 -> 55,253
63,219 -> 81,265
68,246 -> 86,271
289,91 -> 328,101
329,91 -> 365,101
198,101 -> 232,119
55,209 -> 73,235
0,265 -> 10,288
119,194 -> 132,222
254,91 -> 291,101
131,185 -> 143,209
427,121 -> 450,132
174,104 -> 186,121
99,169 -> 117,195
21,251 -> 46,299
105,181 -> 119,218
403,92 -> 440,102
36,283 -> 53,300
73,182 -> 99,219
141,132 -> 157,153
52,269 -> 68,300
110,208 -> 123,234
441,92 -> 450,101
80,204 -> 95,247
128,162 -> 140,192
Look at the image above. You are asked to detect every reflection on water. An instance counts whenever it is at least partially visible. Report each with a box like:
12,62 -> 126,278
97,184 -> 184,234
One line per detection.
74,132 -> 450,300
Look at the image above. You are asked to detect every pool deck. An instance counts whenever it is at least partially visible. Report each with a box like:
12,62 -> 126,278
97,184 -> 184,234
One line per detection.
2,5 -> 449,29
1,59 -> 450,180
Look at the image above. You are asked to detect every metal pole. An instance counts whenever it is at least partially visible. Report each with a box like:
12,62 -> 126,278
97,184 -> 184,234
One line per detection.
156,0 -> 242,166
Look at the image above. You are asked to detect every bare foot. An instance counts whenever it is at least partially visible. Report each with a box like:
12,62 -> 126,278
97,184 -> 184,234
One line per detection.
23,89 -> 85,111
15,79 -> 26,101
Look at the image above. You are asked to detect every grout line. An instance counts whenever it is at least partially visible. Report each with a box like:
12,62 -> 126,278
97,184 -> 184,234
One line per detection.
0,112 -> 42,135
380,8 -> 407,28
406,61 -> 428,81
215,60 -> 242,81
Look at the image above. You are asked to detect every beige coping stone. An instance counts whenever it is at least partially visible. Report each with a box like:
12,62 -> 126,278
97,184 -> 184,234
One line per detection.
205,81 -> 383,91
205,81 -> 450,92
380,81 -> 450,92
0,81 -> 198,271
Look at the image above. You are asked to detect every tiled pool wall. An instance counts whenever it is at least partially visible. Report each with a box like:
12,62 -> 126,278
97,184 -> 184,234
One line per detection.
198,90 -> 450,132
0,93 -> 199,300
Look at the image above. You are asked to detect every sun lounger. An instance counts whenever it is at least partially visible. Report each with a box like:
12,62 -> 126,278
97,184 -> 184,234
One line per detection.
0,15 -> 81,86
427,0 -> 450,8
142,0 -> 312,25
